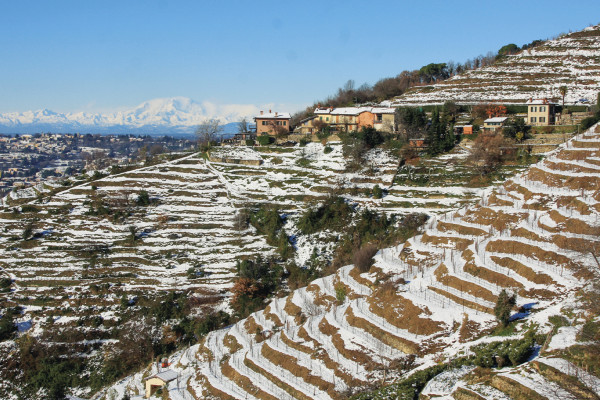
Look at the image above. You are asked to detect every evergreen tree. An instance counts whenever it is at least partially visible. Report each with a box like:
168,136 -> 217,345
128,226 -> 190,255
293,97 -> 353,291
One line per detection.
494,289 -> 516,327
443,122 -> 456,152
426,108 -> 442,156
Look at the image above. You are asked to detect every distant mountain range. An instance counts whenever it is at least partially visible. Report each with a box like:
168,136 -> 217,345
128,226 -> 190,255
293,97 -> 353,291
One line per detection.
0,97 -> 258,135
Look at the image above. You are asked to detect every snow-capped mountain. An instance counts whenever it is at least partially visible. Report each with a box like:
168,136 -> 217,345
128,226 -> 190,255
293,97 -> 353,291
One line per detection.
0,97 -> 265,134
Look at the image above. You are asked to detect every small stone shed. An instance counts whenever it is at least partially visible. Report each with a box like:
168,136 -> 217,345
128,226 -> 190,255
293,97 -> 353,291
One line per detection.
144,369 -> 178,398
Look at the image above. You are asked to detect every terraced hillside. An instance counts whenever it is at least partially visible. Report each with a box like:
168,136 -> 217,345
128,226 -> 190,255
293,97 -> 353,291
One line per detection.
0,153 -> 274,315
0,143 -> 489,324
109,126 -> 600,399
392,23 -> 600,105
205,143 -> 488,215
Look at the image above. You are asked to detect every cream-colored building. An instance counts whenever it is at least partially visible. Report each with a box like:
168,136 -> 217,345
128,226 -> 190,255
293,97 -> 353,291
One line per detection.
483,117 -> 508,131
145,369 -> 178,398
370,107 -> 396,132
313,106 -> 396,132
294,115 -> 318,135
526,98 -> 557,126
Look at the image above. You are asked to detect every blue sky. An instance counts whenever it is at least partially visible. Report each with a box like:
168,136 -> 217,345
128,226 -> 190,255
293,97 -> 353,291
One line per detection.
0,0 -> 598,114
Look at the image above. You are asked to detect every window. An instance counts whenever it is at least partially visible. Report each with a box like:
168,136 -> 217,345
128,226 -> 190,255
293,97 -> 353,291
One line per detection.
283,121 -> 287,126
326,117 -> 329,122
262,121 -> 267,126
531,117 -> 537,123
531,106 -> 537,112
540,106 -> 546,112
539,117 -> 546,123
320,117 -> 323,121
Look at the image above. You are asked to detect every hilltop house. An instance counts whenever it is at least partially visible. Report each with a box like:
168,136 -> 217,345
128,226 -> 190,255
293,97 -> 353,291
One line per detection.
253,110 -> 291,136
526,98 -> 557,126
483,117 -> 509,132
313,106 -> 395,133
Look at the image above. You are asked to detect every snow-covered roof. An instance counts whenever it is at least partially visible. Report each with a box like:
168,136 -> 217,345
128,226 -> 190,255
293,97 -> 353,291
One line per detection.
526,98 -> 558,105
334,107 -> 364,115
484,117 -> 509,123
146,369 -> 178,382
314,106 -> 395,116
254,112 -> 291,119
370,107 -> 395,114
299,115 -> 317,123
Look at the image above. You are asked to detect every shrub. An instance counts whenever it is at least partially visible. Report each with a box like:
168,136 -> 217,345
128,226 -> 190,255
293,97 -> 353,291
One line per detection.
502,117 -> 530,140
0,278 -> 12,289
297,196 -> 353,234
195,311 -> 231,337
357,127 -> 384,149
0,312 -> 17,341
186,267 -> 198,280
21,205 -> 40,213
353,244 -> 378,273
245,139 -> 255,146
136,190 -> 150,206
276,231 -> 294,259
22,222 -> 34,240
335,284 -> 347,304
296,157 -> 311,167
257,135 -> 273,146
248,205 -> 283,243
232,258 -> 284,317
372,185 -> 383,199
581,115 -> 600,131
548,315 -> 569,328
323,145 -> 333,154
299,137 -> 310,147
128,225 -> 138,242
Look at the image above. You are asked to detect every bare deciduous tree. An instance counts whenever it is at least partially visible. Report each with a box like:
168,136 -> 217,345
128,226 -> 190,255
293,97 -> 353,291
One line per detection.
312,118 -> 328,133
267,121 -> 288,138
195,119 -> 223,148
237,117 -> 249,134
467,131 -> 516,175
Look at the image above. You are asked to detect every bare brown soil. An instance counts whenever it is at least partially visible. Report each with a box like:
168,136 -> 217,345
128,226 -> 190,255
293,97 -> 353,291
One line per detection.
490,256 -> 554,285
434,264 -> 497,304
345,307 -> 419,354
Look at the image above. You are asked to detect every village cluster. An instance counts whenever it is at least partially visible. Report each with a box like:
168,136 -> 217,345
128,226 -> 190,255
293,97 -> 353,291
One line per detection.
234,97 -> 589,145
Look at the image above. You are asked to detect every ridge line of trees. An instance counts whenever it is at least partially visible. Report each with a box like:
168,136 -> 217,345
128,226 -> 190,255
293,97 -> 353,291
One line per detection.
291,38 -> 547,128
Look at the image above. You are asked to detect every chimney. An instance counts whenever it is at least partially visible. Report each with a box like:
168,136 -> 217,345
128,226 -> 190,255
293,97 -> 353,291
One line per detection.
269,109 -> 272,113
260,110 -> 263,115
275,112 -> 278,117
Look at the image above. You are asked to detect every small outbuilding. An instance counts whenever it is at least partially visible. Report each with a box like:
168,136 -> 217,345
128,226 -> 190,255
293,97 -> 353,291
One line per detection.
144,369 -> 178,398
454,125 -> 473,135
409,138 -> 426,149
483,117 -> 508,132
